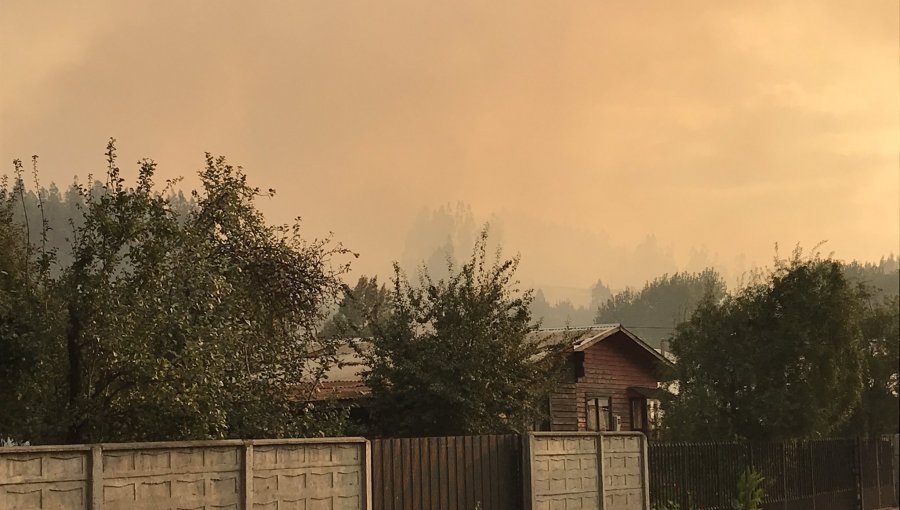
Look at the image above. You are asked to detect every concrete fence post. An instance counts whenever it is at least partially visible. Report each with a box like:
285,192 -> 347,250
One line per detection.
363,439 -> 372,510
90,445 -> 103,510
595,433 -> 605,510
242,442 -> 254,510
521,433 -> 535,510
640,434 -> 650,510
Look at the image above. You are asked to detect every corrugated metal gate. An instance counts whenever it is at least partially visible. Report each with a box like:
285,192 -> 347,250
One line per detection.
371,434 -> 522,510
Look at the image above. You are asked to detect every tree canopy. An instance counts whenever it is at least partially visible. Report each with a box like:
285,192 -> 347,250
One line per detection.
595,269 -> 727,348
363,230 -> 564,437
840,294 -> 899,437
663,250 -> 876,441
0,141 -> 351,444
320,275 -> 391,339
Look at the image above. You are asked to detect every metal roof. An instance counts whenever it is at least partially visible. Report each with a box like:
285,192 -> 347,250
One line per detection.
528,323 -> 670,365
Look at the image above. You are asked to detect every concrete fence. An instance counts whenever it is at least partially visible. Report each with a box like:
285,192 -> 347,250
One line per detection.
2,433 -> 651,510
523,432 -> 649,510
0,438 -> 372,510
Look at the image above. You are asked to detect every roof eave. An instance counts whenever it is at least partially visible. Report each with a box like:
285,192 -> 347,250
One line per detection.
572,325 -> 673,366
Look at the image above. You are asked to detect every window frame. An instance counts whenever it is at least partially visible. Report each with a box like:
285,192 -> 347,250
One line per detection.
585,395 -> 612,431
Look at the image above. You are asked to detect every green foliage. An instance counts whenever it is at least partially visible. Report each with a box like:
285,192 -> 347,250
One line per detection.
1,140 -> 352,443
843,256 -> 899,300
321,275 -> 391,339
840,295 -> 899,436
595,269 -> 727,348
651,501 -> 681,510
364,229 -> 565,436
0,161 -> 64,443
665,249 -> 867,440
732,468 -> 765,510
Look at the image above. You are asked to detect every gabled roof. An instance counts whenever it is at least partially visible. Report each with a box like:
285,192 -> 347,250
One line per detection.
304,324 -> 670,401
528,324 -> 671,365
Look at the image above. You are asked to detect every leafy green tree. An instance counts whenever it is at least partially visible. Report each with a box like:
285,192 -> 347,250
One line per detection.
0,164 -> 64,443
364,230 -> 564,436
596,269 -> 727,348
320,276 -> 391,339
1,141 -> 352,443
664,250 -> 866,440
841,295 -> 899,436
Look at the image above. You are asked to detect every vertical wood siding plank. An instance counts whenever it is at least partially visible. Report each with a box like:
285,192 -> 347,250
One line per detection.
372,440 -> 383,510
438,437 -> 449,510
448,436 -> 459,510
400,439 -> 411,510
410,438 -> 421,510
465,436 -> 476,509
429,437 -> 440,510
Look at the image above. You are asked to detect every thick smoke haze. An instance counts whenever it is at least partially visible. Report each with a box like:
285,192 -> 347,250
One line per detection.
2,1 -> 897,304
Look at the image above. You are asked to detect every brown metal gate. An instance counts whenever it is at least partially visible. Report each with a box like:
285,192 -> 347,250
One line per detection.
371,434 -> 522,510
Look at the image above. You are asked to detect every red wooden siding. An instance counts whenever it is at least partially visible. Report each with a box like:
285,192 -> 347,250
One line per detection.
549,331 -> 661,432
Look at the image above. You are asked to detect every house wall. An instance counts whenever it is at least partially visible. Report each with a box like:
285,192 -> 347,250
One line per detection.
549,332 -> 659,432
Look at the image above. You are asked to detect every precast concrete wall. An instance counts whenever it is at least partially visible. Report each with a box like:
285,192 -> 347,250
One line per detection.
0,438 -> 371,510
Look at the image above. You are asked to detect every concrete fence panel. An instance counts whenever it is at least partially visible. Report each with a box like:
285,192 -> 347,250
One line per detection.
100,442 -> 243,510
0,445 -> 91,510
251,439 -> 368,510
0,438 -> 371,510
600,434 -> 648,510
524,432 -> 649,510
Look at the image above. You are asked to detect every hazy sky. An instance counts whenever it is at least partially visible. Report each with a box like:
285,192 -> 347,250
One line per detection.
2,1 -> 897,302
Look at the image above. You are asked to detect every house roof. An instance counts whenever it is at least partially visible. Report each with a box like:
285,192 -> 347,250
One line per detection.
313,380 -> 371,400
305,324 -> 669,401
527,324 -> 671,365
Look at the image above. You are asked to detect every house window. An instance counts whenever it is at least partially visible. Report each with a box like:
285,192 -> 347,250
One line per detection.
631,398 -> 645,431
630,398 -> 662,432
585,396 -> 611,431
647,398 -> 661,430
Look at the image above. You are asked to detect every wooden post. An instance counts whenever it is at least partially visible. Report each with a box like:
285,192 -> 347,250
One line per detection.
242,443 -> 253,510
90,445 -> 103,510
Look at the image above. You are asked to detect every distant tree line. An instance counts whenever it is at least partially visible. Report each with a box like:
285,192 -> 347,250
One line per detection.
531,257 -> 898,352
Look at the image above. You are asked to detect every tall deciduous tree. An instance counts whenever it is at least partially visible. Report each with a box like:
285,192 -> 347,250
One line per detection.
664,250 -> 867,440
841,295 -> 899,437
1,141 -> 352,444
320,275 -> 391,339
364,230 -> 564,436
595,269 -> 727,348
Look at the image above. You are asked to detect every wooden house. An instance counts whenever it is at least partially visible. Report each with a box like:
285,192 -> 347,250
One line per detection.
310,324 -> 669,434
531,324 -> 669,434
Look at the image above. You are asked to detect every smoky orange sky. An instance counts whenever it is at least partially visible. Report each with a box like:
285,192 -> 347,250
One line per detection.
1,1 -> 898,304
